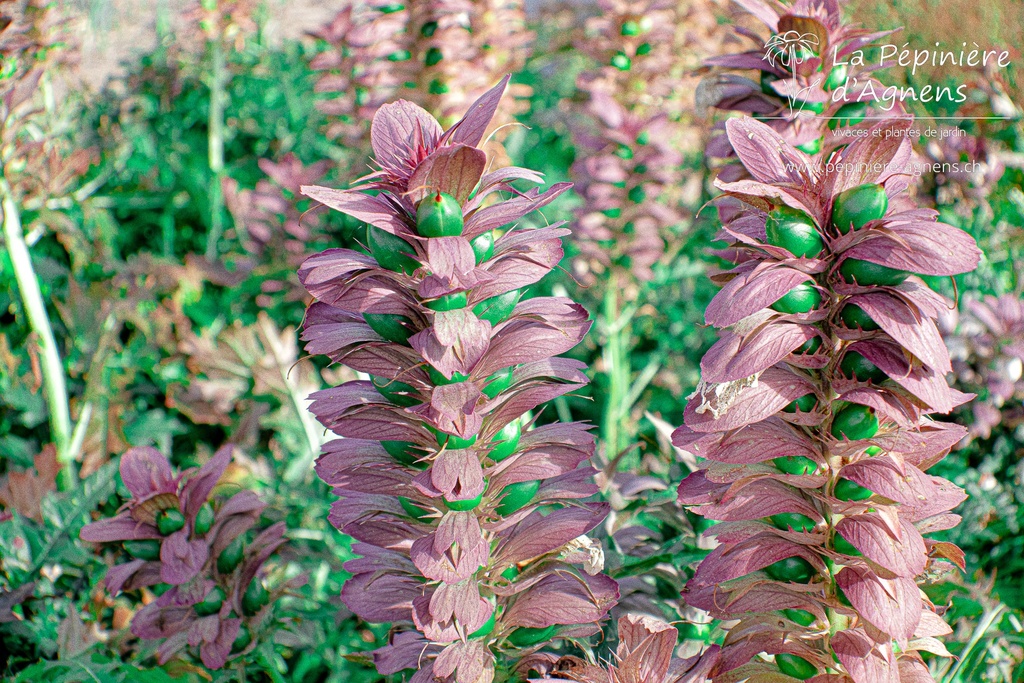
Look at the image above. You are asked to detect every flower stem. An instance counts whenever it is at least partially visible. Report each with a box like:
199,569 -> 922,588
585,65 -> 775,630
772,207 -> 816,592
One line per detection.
601,277 -> 631,462
205,36 -> 227,260
1,180 -> 75,486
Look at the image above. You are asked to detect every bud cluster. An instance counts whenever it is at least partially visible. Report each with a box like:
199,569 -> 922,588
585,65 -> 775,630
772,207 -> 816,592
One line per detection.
80,446 -> 288,669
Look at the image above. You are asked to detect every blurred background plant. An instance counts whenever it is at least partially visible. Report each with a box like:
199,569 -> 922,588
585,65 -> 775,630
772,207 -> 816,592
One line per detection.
0,0 -> 1022,680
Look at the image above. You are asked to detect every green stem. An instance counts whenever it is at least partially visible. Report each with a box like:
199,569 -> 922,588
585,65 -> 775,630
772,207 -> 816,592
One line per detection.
601,279 -> 631,462
1,181 -> 74,486
205,36 -> 227,260
940,603 -> 1006,683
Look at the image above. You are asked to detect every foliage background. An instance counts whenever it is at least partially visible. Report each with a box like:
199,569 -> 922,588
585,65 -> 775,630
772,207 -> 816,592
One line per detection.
1,0 -> 1023,681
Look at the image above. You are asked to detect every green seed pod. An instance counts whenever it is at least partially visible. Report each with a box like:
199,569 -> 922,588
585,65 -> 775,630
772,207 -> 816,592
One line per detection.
839,303 -> 880,331
473,289 -> 520,325
782,393 -> 817,414
770,283 -> 822,314
627,185 -> 646,203
602,207 -> 622,218
864,445 -> 882,456
620,19 -> 641,36
379,3 -> 404,13
469,609 -> 497,639
416,192 -> 464,237
796,138 -> 822,155
635,130 -> 650,145
764,556 -> 815,583
426,369 -> 468,390
832,533 -> 861,556
217,536 -> 245,575
470,231 -> 495,263
679,622 -> 712,641
242,578 -> 270,616
367,225 -> 418,274
769,512 -> 818,532
371,375 -> 420,407
828,101 -> 868,130
232,625 -> 252,652
489,419 -> 521,461
840,351 -> 887,383
832,183 -> 888,233
791,98 -> 825,114
635,42 -> 652,56
425,292 -> 468,311
765,206 -> 824,259
831,404 -> 879,440
773,456 -> 818,476
507,624 -> 557,648
777,653 -> 817,680
424,47 -> 443,67
445,492 -> 483,512
381,441 -> 424,467
364,312 -> 413,344
483,366 -> 515,399
194,503 -> 215,537
839,258 -> 908,287
387,50 -> 412,62
194,586 -> 226,616
795,335 -> 822,355
399,496 -> 431,521
611,53 -> 631,70
429,79 -> 449,95
834,478 -> 874,501
824,62 -> 848,90
782,608 -> 817,626
124,539 -> 161,561
435,430 -> 477,450
156,508 -> 186,535
760,71 -> 780,96
496,480 -> 540,516
420,20 -> 438,37
615,145 -> 634,160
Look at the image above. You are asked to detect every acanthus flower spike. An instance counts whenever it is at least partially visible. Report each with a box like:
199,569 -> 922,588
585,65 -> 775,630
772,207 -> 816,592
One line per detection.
674,114 -> 981,682
80,446 -> 292,669
298,77 -> 618,682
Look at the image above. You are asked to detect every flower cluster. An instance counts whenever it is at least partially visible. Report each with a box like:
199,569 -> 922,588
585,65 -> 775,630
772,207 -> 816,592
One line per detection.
570,0 -> 714,287
310,0 -> 531,145
699,0 -> 897,173
674,115 -> 981,681
942,294 -> 1024,444
80,446 -> 288,669
520,615 -> 719,682
297,78 -> 618,682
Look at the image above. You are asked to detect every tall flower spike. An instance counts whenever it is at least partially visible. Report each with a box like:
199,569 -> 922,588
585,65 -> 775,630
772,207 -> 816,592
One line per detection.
699,0 -> 900,174
80,446 -> 290,669
571,0 -> 692,286
310,1 -> 531,145
674,115 -> 981,682
299,77 -> 617,683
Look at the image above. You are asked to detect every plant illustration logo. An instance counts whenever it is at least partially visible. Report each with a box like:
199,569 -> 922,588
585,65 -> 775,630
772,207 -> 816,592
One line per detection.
764,30 -> 819,68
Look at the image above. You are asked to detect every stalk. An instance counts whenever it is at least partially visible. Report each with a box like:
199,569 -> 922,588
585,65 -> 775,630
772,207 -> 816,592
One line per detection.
600,281 -> 624,462
205,36 -> 226,260
1,180 -> 74,486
